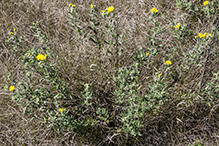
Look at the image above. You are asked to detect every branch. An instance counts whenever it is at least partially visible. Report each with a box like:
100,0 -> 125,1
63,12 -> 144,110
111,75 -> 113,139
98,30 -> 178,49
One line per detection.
198,18 -> 219,94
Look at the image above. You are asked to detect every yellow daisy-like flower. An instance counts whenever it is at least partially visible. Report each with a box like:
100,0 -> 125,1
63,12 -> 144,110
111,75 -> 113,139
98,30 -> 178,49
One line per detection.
69,3 -> 76,7
44,118 -> 46,122
91,4 -> 94,9
146,52 -> 150,56
150,7 -> 158,13
206,34 -> 209,38
13,28 -> 16,31
196,33 -> 213,38
165,60 -> 172,65
101,10 -> 106,13
175,23 -> 180,29
36,54 -> 47,60
9,86 -> 15,91
107,6 -> 114,13
159,73 -> 162,77
203,1 -> 209,6
206,33 -> 212,38
198,33 -> 204,38
59,108 -> 64,113
9,32 -> 14,35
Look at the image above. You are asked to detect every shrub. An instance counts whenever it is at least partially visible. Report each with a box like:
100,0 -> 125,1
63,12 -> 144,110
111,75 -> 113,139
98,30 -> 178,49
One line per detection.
5,1 -> 219,145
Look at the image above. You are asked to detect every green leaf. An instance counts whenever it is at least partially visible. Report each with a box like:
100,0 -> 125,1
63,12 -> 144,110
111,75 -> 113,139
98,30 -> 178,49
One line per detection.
95,22 -> 100,26
52,86 -> 58,90
78,28 -> 82,35
155,29 -> 166,35
88,26 -> 97,34
28,117 -> 34,122
93,29 -> 97,34
137,131 -> 142,136
104,40 -> 110,44
83,32 -> 88,38
100,32 -> 105,37
131,130 -> 136,136
105,25 -> 110,28
145,35 -> 154,40
106,49 -> 113,55
152,49 -> 157,55
88,26 -> 93,30
90,37 -> 97,43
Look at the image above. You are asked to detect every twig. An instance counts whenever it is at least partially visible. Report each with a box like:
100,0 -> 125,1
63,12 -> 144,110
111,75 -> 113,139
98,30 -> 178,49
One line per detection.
140,54 -> 152,85
198,19 -> 219,94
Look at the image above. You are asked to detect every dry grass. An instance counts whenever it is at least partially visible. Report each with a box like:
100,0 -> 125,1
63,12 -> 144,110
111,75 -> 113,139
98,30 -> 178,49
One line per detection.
0,0 -> 219,145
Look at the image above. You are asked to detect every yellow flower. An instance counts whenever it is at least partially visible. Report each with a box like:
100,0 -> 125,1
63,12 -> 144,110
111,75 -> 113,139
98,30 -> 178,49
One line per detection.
165,60 -> 172,65
44,118 -> 46,122
101,10 -> 106,13
146,52 -> 150,56
36,54 -> 47,60
59,108 -> 64,113
9,86 -> 15,91
107,6 -> 114,13
197,33 -> 212,38
150,7 -> 158,13
27,53 -> 30,56
203,1 -> 209,6
13,28 -> 16,31
205,33 -> 212,38
69,3 -> 76,7
159,73 -> 162,77
175,23 -> 180,29
91,4 -> 94,9
206,34 -> 209,38
198,33 -> 204,38
9,32 -> 13,35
